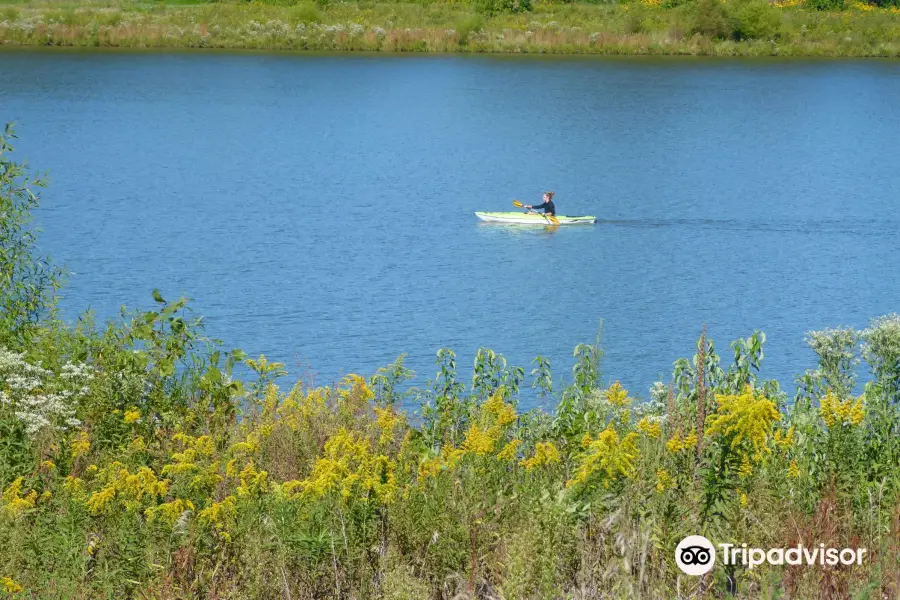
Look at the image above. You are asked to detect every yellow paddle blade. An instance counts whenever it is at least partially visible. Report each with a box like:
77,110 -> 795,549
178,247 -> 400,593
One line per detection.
512,200 -> 524,208
548,215 -> 560,225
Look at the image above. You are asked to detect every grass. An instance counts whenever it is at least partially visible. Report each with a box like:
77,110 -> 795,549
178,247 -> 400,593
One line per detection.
0,0 -> 899,56
2,124 -> 900,598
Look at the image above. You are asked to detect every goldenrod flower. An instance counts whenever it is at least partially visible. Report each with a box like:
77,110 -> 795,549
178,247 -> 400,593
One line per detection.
666,430 -> 698,453
484,392 -> 518,427
40,460 -> 55,471
568,427 -> 639,488
655,469 -> 672,492
788,460 -> 800,479
637,417 -> 662,439
706,387 -> 780,459
821,391 -> 865,429
520,442 -> 560,471
86,463 -> 168,515
198,495 -> 237,530
70,430 -> 90,459
123,408 -> 140,424
773,426 -> 795,450
417,456 -> 442,480
299,429 -> 397,504
740,492 -> 748,508
236,462 -> 269,497
496,439 -> 522,462
2,477 -> 37,517
145,498 -> 195,526
462,424 -> 497,456
606,382 -> 632,407
1,576 -> 23,594
738,456 -> 753,479
374,406 -> 402,445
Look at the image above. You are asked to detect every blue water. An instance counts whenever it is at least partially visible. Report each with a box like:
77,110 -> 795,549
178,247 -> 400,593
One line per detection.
2,49 -> 900,402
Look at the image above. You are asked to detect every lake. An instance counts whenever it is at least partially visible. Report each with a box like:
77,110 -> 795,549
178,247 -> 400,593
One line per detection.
2,49 -> 899,404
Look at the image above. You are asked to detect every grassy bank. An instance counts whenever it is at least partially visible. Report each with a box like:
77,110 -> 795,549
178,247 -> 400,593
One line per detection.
2,125 -> 900,599
2,0 -> 900,56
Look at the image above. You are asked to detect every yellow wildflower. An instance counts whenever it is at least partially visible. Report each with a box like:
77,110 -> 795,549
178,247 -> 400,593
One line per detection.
606,382 -> 632,407
520,442 -> 561,471
63,476 -> 84,495
2,477 -> 37,517
740,492 -> 748,508
39,491 -> 52,503
850,397 -> 865,425
145,498 -> 195,526
788,460 -> 800,479
300,429 -> 397,504
70,430 -> 91,459
198,495 -> 237,530
129,436 -> 147,453
2,577 -> 23,594
637,417 -> 662,439
418,456 -> 443,480
581,433 -> 593,449
496,439 -> 522,461
123,408 -> 141,424
773,426 -> 795,450
40,460 -> 56,472
86,463 -> 168,515
374,406 -> 402,445
706,387 -> 780,459
656,468 -> 672,492
236,462 -> 269,497
568,427 -> 639,488
821,391 -> 865,429
666,430 -> 698,453
484,392 -> 518,427
462,424 -> 497,456
230,431 -> 260,455
738,456 -> 753,479
340,373 -> 374,403
441,445 -> 465,469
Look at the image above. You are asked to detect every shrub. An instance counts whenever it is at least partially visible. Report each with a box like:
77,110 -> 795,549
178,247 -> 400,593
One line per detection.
286,1 -> 323,24
0,124 -> 63,348
805,0 -> 846,10
455,13 -> 484,43
689,0 -> 733,39
474,0 -> 532,17
731,0 -> 782,40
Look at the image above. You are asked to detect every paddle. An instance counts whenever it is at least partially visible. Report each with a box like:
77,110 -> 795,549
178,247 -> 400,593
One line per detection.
512,200 -> 560,225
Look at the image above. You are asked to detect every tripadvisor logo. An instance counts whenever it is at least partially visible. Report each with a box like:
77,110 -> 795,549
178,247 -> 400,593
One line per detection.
675,536 -> 868,576
675,535 -> 716,576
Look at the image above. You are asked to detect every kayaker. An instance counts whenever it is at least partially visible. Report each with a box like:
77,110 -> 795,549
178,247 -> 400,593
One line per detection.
525,192 -> 556,216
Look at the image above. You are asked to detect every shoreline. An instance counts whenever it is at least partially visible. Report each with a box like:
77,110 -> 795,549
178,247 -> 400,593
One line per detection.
2,1 -> 900,58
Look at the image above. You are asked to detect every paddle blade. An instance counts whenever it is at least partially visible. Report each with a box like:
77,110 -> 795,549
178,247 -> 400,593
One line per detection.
512,200 -> 524,208
549,215 -> 560,225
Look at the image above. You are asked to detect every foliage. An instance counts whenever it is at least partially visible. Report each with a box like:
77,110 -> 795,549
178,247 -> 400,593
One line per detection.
1,126 -> 900,598
689,0 -> 733,39
0,124 -> 64,348
474,0 -> 532,17
730,0 -> 783,40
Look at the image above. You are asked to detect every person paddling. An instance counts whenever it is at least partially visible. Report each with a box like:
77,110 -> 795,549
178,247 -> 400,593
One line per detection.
525,192 -> 556,217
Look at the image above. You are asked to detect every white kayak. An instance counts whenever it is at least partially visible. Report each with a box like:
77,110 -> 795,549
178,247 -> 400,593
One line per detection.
475,211 -> 597,225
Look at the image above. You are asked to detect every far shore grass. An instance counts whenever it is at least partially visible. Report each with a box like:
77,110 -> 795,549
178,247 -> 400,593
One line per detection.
2,0 -> 900,57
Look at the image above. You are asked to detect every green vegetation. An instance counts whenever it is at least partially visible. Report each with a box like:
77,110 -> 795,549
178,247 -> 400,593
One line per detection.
2,125 -> 900,598
1,0 -> 900,56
